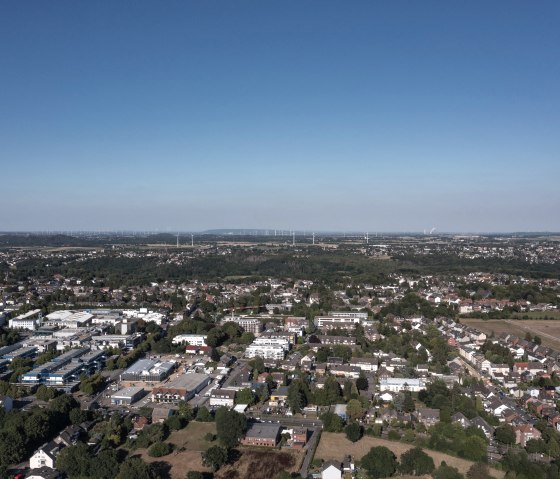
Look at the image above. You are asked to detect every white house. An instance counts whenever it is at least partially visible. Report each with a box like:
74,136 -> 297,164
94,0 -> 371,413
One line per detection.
322,462 -> 342,479
209,389 -> 236,408
30,442 -> 61,469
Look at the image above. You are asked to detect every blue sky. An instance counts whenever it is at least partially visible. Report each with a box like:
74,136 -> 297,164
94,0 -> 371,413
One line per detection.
1,1 -> 559,232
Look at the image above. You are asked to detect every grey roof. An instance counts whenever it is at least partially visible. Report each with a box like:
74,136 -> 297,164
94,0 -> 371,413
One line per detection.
112,386 -> 144,399
245,422 -> 281,440
160,372 -> 210,390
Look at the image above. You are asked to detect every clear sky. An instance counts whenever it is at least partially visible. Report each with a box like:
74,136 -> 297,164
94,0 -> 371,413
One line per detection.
1,1 -> 559,232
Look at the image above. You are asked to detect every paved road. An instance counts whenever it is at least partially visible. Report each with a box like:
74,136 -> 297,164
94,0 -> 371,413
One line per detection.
299,426 -> 321,478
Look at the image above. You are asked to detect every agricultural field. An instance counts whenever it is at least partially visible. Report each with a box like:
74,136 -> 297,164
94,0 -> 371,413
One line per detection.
461,318 -> 560,350
314,433 -> 504,478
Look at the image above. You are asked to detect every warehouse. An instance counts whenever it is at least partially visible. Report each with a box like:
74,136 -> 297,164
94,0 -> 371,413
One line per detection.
111,387 -> 146,405
151,373 -> 211,403
120,358 -> 176,382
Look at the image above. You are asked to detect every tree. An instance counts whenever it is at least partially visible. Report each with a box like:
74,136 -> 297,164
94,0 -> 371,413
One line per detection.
399,447 -> 435,476
249,356 -> 265,374
526,438 -> 547,454
433,462 -> 464,479
49,393 -> 77,415
346,399 -> 364,421
235,388 -> 255,406
320,412 -> 344,432
178,401 -> 194,420
148,441 -> 173,457
402,391 -> 415,413
35,385 -> 57,401
0,430 -> 26,467
460,436 -> 487,462
467,463 -> 492,479
202,445 -> 228,471
360,446 -> 397,479
495,424 -> 516,445
116,457 -> 155,479
56,442 -> 91,477
345,422 -> 363,442
186,473 -> 204,479
166,415 -> 187,431
287,380 -> 309,413
356,376 -> 369,391
69,407 -> 90,425
196,406 -> 213,422
215,407 -> 246,448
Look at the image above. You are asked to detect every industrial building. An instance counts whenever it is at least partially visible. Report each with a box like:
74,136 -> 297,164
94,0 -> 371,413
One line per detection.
111,386 -> 146,405
91,332 -> 143,350
9,309 -> 43,330
120,358 -> 176,382
45,311 -> 93,328
241,423 -> 281,447
20,348 -> 104,386
151,373 -> 211,403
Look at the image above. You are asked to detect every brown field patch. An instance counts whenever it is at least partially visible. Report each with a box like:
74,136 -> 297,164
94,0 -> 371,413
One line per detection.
461,318 -> 560,350
315,432 -> 504,478
215,448 -> 304,479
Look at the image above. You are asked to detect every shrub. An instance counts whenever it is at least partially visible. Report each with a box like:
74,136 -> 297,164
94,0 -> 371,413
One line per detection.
148,441 -> 173,457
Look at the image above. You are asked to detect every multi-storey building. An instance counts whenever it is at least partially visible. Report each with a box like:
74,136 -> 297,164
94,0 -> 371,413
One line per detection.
245,344 -> 286,360
172,334 -> 208,347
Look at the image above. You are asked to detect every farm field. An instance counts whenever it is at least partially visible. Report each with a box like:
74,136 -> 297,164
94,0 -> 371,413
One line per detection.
315,433 -> 505,478
461,318 -> 560,350
137,422 -> 216,478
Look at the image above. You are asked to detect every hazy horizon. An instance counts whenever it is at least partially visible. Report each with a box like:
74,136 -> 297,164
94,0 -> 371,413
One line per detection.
1,2 -> 559,232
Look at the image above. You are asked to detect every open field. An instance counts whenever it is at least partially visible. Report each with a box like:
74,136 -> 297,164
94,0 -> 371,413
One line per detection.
461,318 -> 560,350
315,433 -> 505,478
136,422 -> 216,478
215,448 -> 304,479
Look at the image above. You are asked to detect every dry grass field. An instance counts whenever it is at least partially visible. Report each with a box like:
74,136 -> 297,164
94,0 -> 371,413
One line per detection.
136,422 -> 217,478
315,433 -> 504,478
461,318 -> 560,350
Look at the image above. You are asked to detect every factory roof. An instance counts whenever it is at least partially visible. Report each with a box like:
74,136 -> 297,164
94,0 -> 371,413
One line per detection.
112,386 -> 145,398
157,373 -> 210,391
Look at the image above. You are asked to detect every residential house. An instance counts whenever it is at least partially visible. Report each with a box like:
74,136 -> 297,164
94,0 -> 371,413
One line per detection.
209,389 -> 236,408
416,408 -> 440,427
515,425 -> 542,447
321,461 -> 343,479
470,416 -> 495,439
30,442 -> 61,470
451,412 -> 471,428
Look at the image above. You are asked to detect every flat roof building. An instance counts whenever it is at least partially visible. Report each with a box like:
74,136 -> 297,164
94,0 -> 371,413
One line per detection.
241,423 -> 281,447
111,387 -> 146,405
151,373 -> 211,404
120,358 -> 176,382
